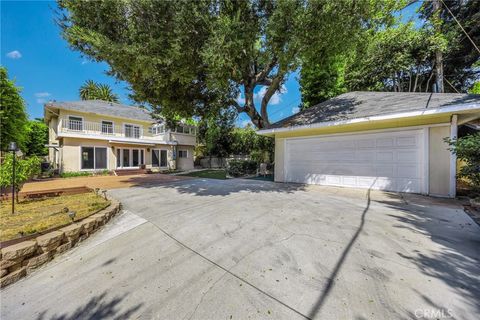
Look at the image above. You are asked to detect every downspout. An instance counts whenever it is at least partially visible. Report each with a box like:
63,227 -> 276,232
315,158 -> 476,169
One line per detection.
449,115 -> 458,198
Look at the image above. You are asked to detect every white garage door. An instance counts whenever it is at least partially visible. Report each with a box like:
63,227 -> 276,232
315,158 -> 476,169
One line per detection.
284,129 -> 426,193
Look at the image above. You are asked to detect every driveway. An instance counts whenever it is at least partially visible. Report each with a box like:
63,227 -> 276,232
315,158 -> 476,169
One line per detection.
2,179 -> 479,319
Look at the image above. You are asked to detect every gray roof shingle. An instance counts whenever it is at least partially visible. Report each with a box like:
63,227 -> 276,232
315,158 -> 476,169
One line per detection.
46,100 -> 153,122
270,91 -> 480,129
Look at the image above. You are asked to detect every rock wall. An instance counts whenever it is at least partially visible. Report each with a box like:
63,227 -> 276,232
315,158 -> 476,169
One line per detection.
0,198 -> 121,288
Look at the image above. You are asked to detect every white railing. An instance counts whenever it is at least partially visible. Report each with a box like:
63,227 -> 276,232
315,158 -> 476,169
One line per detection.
59,118 -> 156,139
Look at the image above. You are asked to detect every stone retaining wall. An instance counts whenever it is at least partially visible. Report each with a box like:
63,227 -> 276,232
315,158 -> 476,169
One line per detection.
0,198 -> 121,288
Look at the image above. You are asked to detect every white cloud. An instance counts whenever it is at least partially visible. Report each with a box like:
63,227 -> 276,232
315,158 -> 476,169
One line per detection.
254,85 -> 287,106
292,106 -> 300,114
6,50 -> 22,59
35,92 -> 51,104
81,59 -> 88,65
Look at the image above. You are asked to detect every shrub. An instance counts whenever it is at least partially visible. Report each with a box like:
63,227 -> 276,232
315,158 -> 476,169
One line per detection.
0,154 -> 41,203
446,134 -> 480,192
60,171 -> 92,178
227,160 -> 258,177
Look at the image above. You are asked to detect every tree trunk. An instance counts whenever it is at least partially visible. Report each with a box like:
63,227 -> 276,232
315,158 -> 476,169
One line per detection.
433,0 -> 444,93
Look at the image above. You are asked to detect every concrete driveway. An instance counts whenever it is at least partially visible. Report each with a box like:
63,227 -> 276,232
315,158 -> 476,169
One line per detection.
1,179 -> 479,319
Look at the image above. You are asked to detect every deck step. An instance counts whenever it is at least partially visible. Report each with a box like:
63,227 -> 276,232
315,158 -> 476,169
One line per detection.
114,169 -> 148,176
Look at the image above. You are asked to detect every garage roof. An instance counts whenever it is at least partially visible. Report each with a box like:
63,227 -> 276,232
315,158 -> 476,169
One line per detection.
269,91 -> 480,129
45,100 -> 153,122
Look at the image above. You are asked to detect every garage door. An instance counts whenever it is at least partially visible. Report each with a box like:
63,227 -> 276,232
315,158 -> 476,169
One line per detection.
284,129 -> 425,193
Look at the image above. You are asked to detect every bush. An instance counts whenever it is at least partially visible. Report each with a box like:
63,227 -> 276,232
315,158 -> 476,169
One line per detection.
446,134 -> 480,192
227,160 -> 258,177
0,154 -> 41,202
60,171 -> 92,178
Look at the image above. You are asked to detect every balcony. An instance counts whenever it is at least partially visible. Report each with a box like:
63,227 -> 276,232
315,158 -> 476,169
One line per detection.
59,118 -> 160,140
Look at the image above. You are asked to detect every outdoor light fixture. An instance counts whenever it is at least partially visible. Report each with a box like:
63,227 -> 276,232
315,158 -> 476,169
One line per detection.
101,190 -> 108,200
8,142 -> 17,214
68,210 -> 77,222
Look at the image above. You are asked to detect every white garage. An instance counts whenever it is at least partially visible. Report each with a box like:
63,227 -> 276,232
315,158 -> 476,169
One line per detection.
284,129 -> 426,193
258,91 -> 480,197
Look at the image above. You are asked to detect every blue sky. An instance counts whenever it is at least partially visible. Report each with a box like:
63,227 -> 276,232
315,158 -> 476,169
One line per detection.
1,1 -> 421,126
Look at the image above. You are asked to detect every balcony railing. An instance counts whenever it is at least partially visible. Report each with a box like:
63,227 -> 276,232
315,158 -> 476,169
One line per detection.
59,118 -> 156,139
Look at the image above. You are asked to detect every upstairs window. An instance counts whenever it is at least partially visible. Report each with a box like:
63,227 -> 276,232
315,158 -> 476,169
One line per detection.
124,124 -> 141,138
68,116 -> 83,131
101,121 -> 114,134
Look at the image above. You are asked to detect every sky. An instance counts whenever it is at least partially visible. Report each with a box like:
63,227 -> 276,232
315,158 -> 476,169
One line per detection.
1,1 -> 421,126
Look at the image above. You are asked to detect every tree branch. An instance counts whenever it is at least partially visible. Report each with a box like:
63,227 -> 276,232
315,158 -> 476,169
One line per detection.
260,73 -> 284,126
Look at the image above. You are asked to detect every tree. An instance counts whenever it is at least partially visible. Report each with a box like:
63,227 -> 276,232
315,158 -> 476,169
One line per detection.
57,0 -> 399,128
0,67 -> 28,152
469,82 -> 480,94
0,154 -> 41,204
79,80 -> 119,102
446,134 -> 480,192
197,110 -> 235,158
420,0 -> 480,92
299,55 -> 348,109
25,119 -> 49,156
345,22 -> 435,92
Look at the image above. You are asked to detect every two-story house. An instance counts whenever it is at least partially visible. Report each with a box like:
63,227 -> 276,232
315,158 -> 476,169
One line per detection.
44,100 -> 196,174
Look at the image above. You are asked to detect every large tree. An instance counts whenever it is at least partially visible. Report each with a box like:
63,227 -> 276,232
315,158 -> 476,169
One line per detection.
0,67 -> 28,152
25,119 -> 49,156
57,0 -> 398,128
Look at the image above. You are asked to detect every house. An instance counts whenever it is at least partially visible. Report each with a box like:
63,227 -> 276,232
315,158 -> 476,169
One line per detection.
257,91 -> 480,198
44,100 -> 197,174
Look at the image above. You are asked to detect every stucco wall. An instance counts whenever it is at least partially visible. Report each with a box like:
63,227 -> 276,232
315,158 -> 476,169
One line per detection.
274,138 -> 285,182
61,138 -> 116,172
428,126 -> 451,197
176,145 -> 195,170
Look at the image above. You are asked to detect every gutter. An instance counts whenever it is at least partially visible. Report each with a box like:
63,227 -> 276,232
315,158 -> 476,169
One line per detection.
257,103 -> 480,135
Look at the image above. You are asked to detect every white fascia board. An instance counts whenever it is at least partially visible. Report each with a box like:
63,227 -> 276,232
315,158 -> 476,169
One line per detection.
57,132 -> 174,145
257,103 -> 480,135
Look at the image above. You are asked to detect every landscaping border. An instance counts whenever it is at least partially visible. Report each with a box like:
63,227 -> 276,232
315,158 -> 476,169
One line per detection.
0,197 -> 121,288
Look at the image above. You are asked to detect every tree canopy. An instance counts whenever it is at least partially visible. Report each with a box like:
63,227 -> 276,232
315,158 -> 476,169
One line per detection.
57,0 -> 399,128
0,67 -> 28,152
25,119 -> 49,156
79,80 -> 119,102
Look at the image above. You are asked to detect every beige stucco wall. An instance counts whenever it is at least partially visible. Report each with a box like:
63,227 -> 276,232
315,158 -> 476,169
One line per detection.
176,145 -> 195,170
60,138 -> 196,173
274,138 -> 285,182
61,138 -> 116,172
428,126 -> 451,197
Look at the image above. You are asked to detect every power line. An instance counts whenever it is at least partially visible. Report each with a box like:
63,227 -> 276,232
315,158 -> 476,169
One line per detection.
439,0 -> 480,55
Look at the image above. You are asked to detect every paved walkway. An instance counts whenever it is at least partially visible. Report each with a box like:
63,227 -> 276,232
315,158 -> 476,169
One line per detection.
21,174 -> 192,192
2,179 -> 479,319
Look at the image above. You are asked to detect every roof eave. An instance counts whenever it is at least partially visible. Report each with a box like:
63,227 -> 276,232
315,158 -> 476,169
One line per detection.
257,103 -> 480,136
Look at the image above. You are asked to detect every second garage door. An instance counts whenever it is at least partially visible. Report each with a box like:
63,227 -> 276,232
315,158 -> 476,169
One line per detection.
284,129 -> 426,193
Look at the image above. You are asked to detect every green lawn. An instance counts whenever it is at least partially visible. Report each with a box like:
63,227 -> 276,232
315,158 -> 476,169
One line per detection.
177,169 -> 227,180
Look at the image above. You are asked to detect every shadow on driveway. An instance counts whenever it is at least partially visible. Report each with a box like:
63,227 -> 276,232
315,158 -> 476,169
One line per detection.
35,291 -> 142,320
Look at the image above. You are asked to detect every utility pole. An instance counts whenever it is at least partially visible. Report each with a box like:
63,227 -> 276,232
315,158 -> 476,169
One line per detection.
434,0 -> 444,93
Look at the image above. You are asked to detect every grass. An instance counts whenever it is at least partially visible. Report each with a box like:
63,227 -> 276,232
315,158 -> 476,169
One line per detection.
0,192 -> 110,242
177,169 -> 227,180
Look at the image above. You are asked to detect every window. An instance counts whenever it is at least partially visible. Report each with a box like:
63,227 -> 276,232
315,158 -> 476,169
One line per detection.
68,116 -> 83,131
81,147 -> 107,170
178,150 -> 188,158
101,121 -> 114,134
124,124 -> 141,138
152,149 -> 168,167
150,124 -> 165,135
